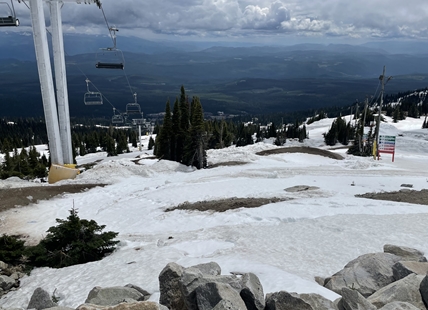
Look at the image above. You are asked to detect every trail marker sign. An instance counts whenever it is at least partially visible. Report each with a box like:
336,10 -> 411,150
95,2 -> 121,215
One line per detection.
378,135 -> 396,162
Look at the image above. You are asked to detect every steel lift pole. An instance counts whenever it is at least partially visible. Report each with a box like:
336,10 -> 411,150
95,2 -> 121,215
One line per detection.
50,0 -> 73,164
26,0 -> 101,182
29,0 -> 64,166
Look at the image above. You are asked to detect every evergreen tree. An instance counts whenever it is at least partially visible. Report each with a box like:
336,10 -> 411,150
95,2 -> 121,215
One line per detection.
182,97 -> 207,168
171,98 -> 181,161
29,208 -> 119,268
148,136 -> 155,150
155,100 -> 173,160
116,132 -> 129,154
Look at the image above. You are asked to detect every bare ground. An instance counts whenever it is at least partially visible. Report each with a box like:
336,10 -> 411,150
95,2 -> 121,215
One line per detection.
256,146 -> 344,160
0,147 -> 426,214
0,184 -> 105,212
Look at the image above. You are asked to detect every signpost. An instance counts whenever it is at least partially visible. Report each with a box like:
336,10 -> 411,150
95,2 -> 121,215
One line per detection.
378,135 -> 396,162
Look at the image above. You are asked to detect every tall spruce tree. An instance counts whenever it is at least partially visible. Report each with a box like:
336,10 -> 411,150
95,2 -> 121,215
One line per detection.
178,86 -> 190,163
183,97 -> 207,168
171,98 -> 181,161
155,100 -> 173,160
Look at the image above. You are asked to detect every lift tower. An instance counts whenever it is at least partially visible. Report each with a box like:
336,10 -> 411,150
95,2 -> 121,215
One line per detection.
26,0 -> 100,183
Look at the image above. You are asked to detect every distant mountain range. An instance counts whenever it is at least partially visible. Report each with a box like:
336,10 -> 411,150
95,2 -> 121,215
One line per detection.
0,32 -> 428,118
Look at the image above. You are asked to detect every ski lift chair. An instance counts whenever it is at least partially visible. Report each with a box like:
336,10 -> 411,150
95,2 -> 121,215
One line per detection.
95,26 -> 124,69
0,1 -> 19,27
112,109 -> 124,124
126,93 -> 141,115
84,79 -> 103,105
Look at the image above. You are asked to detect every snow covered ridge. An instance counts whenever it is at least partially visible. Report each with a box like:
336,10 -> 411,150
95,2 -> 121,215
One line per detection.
5,244 -> 428,310
1,116 -> 428,309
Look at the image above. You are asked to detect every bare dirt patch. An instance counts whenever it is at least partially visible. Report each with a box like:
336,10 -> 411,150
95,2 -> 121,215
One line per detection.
256,146 -> 344,160
0,184 -> 106,213
165,197 -> 290,212
356,189 -> 428,206
208,161 -> 248,168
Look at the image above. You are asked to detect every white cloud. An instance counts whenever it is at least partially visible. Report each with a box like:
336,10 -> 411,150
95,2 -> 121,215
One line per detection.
5,0 -> 428,42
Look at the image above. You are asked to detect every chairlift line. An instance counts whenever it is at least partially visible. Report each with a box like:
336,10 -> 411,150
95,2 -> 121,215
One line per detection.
112,108 -> 124,124
84,78 -> 103,105
95,26 -> 125,70
0,1 -> 19,26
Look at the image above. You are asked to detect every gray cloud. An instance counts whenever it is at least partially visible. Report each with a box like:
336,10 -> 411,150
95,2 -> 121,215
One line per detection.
5,0 -> 428,42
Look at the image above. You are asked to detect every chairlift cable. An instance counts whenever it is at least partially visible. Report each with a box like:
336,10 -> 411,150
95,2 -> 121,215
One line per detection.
17,1 -> 145,124
96,4 -> 136,100
99,4 -> 115,47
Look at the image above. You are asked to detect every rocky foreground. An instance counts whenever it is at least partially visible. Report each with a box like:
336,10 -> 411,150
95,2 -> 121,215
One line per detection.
2,244 -> 428,309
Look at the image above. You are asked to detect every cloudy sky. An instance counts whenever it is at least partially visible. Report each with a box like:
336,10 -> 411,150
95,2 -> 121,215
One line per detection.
4,0 -> 428,44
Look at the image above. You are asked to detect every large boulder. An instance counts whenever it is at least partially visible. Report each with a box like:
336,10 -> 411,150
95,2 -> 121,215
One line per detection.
195,282 -> 247,310
392,261 -> 428,281
265,291 -> 313,310
159,262 -> 221,310
378,301 -> 421,310
159,262 -> 186,310
0,275 -> 16,291
324,253 -> 401,297
85,286 -> 146,306
295,293 -> 338,310
190,262 -> 222,276
239,273 -> 265,310
179,269 -> 241,310
367,274 -> 425,309
418,274 -> 428,307
77,301 -> 168,310
383,244 -> 427,262
336,287 -> 376,310
27,287 -> 57,310
125,284 -> 151,301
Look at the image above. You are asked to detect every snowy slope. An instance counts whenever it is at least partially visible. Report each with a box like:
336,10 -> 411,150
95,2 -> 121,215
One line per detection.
0,117 -> 428,308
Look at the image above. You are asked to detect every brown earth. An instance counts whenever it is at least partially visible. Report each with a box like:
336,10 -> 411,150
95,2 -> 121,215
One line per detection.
0,184 -> 105,213
356,189 -> 428,206
0,147 -> 426,214
256,146 -> 344,160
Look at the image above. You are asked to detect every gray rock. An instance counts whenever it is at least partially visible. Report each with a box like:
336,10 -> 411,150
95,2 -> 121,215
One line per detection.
211,299 -> 238,310
0,275 -> 16,291
383,244 -> 427,262
325,253 -> 401,297
295,293 -> 338,310
84,286 -> 145,306
378,301 -> 421,310
190,262 -> 222,276
420,274 -> 428,308
315,276 -> 326,286
367,274 -> 425,309
337,287 -> 376,310
77,301 -> 169,310
195,282 -> 246,310
45,307 -> 74,310
158,262 -> 186,310
239,273 -> 265,310
393,261 -> 428,281
265,291 -> 313,310
125,284 -> 151,301
0,261 -> 8,271
27,287 -> 57,310
179,269 -> 242,310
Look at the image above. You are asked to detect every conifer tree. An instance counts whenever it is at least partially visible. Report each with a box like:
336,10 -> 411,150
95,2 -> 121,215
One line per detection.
171,98 -> 181,161
155,100 -> 173,160
183,97 -> 207,168
29,208 -> 119,268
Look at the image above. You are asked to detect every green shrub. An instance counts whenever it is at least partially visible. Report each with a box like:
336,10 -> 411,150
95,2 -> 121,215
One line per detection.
0,234 -> 26,265
28,208 -> 119,268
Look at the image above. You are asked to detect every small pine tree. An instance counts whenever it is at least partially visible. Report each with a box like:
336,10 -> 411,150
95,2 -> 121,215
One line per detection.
29,208 -> 119,268
0,234 -> 26,265
148,136 -> 155,150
